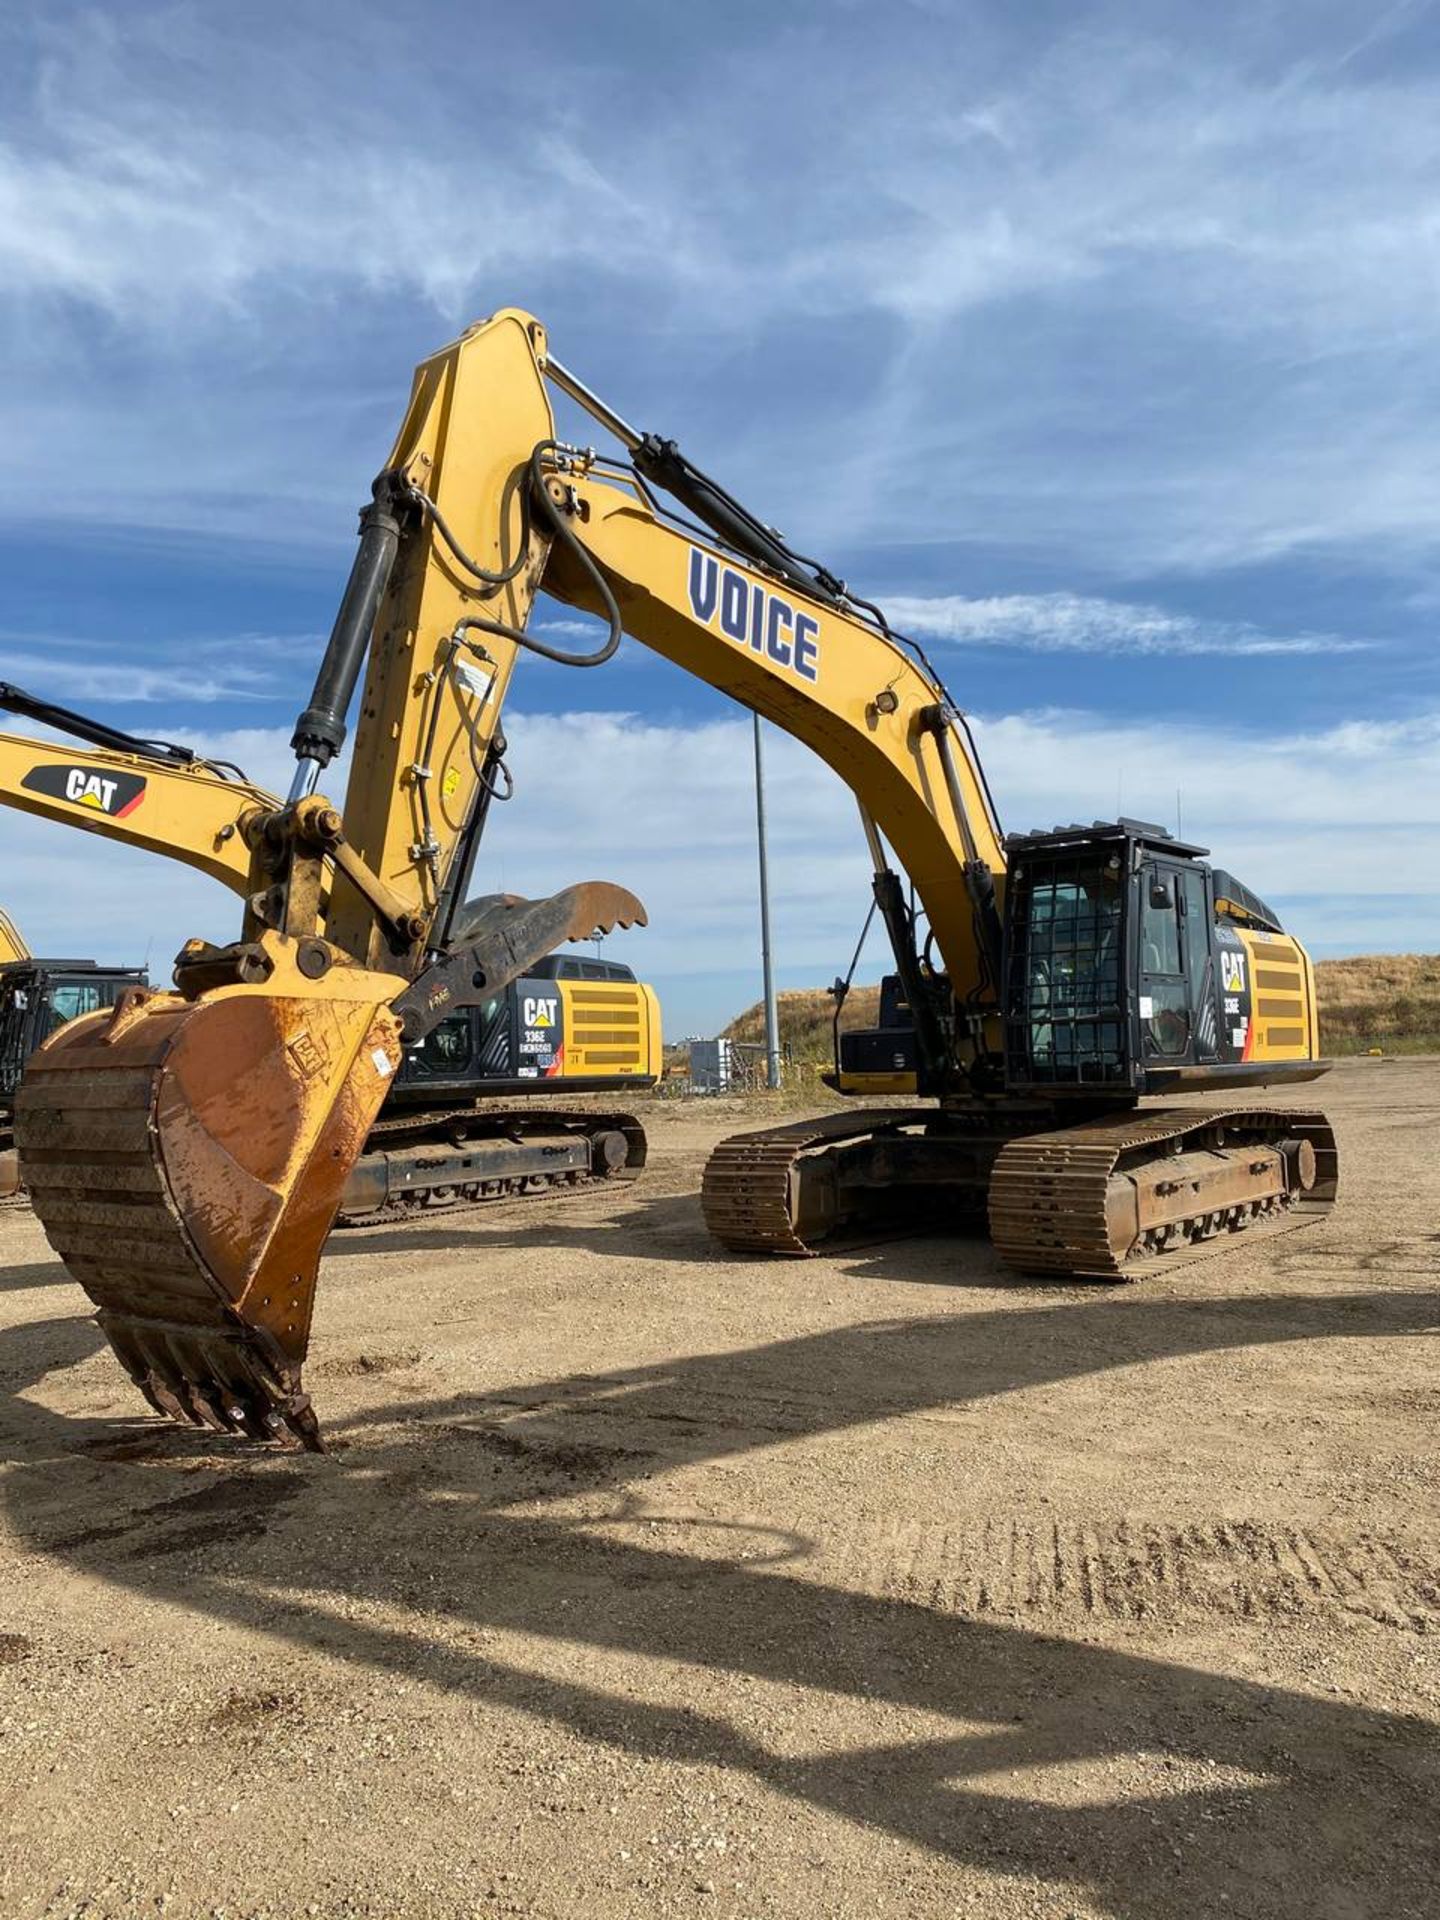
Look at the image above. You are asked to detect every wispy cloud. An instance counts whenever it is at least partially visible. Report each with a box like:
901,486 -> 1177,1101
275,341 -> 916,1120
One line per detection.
0,15 -> 694,322
1,8 -> 1438,580
885,592 -> 1370,656
0,648 -> 276,705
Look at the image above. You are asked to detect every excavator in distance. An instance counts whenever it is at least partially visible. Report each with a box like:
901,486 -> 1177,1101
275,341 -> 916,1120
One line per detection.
0,698 -> 661,1220
0,915 -> 659,1216
14,308 -> 1336,1449
0,907 -> 147,1189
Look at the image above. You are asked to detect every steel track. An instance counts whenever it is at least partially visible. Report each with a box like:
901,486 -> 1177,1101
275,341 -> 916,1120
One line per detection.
702,1102 -> 1338,1279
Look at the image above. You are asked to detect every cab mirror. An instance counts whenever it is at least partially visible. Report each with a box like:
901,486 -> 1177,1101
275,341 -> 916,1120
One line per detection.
1148,878 -> 1173,910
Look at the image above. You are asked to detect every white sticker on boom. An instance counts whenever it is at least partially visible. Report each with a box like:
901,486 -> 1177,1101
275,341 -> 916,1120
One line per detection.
1139,996 -> 1154,1019
454,659 -> 495,702
371,1048 -> 394,1078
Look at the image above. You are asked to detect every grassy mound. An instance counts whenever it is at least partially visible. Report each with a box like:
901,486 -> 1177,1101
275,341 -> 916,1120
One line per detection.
723,985 -> 881,1069
1313,954 -> 1440,1054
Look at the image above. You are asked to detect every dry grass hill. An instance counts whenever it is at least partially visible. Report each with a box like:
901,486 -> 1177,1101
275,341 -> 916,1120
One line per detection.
1312,953 -> 1440,1053
721,955 -> 1440,1062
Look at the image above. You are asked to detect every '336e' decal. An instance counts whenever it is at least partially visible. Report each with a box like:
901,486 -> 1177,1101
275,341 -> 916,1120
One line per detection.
21,763 -> 148,818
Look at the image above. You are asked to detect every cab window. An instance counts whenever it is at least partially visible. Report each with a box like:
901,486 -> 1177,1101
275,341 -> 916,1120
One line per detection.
1142,878 -> 1182,976
406,1012 -> 472,1076
46,981 -> 106,1034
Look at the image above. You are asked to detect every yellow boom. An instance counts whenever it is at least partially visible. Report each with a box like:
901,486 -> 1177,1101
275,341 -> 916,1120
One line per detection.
0,730 -> 272,895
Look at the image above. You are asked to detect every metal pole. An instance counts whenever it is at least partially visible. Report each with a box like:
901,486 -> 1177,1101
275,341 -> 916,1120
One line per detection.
753,713 -> 782,1089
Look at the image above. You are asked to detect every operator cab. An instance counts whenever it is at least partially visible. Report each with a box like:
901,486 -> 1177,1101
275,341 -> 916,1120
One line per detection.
1002,819 -> 1326,1097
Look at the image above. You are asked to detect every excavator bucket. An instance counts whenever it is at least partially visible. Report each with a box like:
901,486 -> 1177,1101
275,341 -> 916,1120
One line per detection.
15,937 -> 404,1449
14,884 -> 646,1449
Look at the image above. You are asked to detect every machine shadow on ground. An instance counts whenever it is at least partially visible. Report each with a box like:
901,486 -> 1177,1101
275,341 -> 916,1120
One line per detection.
328,1188 -> 759,1267
2,1282 -> 1437,1918
326,1186 -> 1018,1287
0,1257 -> 81,1296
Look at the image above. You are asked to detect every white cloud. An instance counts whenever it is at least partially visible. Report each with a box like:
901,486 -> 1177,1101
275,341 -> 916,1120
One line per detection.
2,13 -> 1440,576
884,592 -> 1368,656
5,700 -> 1430,1035
0,647 -> 276,705
0,23 -> 693,322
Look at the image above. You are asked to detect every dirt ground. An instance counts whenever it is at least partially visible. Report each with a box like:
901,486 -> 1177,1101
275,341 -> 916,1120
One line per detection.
1,1061 -> 1437,1920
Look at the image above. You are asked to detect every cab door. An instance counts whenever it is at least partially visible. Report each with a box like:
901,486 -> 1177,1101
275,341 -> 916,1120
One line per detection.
1138,863 -> 1195,1062
1179,866 -> 1220,1060
1138,862 -> 1220,1064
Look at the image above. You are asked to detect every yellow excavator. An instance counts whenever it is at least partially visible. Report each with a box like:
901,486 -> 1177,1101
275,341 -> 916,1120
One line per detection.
14,308 -> 1335,1448
0,686 -> 660,1219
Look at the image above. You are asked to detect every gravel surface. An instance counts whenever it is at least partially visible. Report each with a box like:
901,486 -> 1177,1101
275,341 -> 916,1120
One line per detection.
1,1059 -> 1436,1919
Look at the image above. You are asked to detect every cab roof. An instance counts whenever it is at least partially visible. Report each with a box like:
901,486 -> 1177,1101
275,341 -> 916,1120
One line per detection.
1005,817 -> 1210,861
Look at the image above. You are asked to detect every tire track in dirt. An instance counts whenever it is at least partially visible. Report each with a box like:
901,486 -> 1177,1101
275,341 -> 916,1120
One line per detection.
827,1515 -> 1440,1630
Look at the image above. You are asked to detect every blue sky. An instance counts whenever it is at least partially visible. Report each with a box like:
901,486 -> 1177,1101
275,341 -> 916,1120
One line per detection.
1,0 -> 1437,1035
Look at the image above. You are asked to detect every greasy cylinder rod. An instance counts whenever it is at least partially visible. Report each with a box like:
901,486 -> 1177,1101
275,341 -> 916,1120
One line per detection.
922,707 -> 1005,998
925,706 -> 981,866
545,354 -> 644,452
289,479 -> 404,801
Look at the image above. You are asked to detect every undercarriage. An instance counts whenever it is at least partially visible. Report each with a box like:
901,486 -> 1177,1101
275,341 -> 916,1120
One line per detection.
336,1105 -> 646,1223
701,1101 -> 1337,1276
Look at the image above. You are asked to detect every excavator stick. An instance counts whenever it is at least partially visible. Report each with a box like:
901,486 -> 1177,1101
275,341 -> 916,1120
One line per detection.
14,885 -> 645,1448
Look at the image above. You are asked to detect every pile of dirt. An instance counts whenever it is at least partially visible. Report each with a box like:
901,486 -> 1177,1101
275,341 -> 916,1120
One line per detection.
722,985 -> 880,1068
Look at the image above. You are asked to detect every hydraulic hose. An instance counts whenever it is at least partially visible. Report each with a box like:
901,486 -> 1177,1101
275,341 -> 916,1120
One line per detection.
400,475 -> 532,589
0,682 -> 250,782
449,442 -> 622,669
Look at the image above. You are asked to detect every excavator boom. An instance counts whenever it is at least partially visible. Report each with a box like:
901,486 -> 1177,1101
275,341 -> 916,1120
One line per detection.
0,727 -> 273,894
431,316 -> 1333,1260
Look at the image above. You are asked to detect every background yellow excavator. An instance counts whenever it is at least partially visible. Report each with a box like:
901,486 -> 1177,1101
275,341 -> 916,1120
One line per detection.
0,684 -> 660,1218
14,308 -> 1336,1450
0,920 -> 659,1213
0,907 -> 29,965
